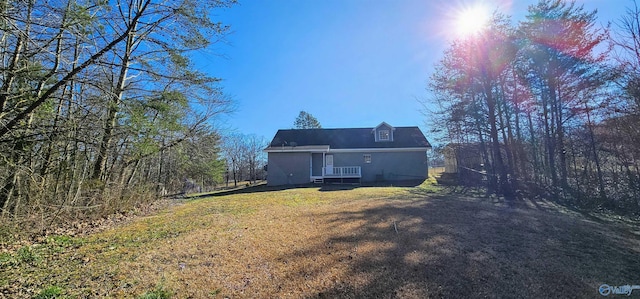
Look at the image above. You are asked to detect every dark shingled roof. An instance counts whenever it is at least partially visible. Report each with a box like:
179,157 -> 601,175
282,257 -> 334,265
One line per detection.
267,127 -> 431,149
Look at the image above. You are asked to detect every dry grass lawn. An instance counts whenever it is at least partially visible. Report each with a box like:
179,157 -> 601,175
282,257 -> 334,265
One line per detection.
2,180 -> 640,298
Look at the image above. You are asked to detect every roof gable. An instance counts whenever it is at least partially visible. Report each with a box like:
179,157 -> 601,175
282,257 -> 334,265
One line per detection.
372,121 -> 395,132
372,121 -> 395,142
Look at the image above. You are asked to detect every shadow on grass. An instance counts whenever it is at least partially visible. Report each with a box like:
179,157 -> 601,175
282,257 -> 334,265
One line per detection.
187,183 -> 319,198
188,180 -> 427,197
275,194 -> 640,298
319,180 -> 426,192
362,179 -> 425,188
319,185 -> 360,192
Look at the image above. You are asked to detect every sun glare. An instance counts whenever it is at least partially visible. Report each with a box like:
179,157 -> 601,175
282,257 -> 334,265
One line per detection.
454,4 -> 490,37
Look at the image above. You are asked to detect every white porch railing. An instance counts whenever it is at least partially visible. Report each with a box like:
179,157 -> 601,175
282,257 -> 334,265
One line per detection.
323,166 -> 361,178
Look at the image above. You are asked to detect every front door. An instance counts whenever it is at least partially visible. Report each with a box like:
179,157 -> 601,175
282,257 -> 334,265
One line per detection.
311,153 -> 323,176
325,155 -> 334,175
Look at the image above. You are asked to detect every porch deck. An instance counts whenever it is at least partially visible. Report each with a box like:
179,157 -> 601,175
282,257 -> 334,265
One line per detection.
312,166 -> 362,184
323,166 -> 362,178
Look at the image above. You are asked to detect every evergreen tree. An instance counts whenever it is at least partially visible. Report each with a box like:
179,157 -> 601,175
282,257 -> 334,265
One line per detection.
293,111 -> 322,129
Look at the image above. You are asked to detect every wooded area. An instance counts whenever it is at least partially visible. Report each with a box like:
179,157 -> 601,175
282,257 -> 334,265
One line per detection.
429,0 -> 640,213
0,0 -> 240,228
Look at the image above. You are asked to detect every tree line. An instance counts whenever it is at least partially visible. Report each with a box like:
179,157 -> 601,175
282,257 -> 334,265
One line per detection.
0,0 -> 237,226
429,0 -> 640,213
221,134 -> 268,188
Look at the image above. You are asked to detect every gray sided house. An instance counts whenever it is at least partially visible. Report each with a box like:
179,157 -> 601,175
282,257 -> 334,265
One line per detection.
264,122 -> 432,186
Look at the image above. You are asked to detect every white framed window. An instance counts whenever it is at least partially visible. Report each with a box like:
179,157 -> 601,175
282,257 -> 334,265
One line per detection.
364,154 -> 371,164
378,130 -> 390,141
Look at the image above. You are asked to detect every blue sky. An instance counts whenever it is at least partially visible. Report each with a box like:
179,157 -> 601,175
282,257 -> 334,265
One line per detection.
205,0 -> 627,142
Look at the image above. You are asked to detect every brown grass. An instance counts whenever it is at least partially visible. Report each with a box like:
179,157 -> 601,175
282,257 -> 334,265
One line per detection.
1,182 -> 640,298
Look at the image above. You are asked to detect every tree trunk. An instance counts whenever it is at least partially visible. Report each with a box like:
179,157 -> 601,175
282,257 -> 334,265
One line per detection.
0,1 -> 35,214
585,102 -> 606,200
92,19 -> 139,181
542,86 -> 558,192
527,111 -> 541,185
553,83 -> 569,192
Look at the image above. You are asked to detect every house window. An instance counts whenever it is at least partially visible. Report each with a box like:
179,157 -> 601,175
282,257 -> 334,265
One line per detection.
378,130 -> 390,141
364,154 -> 371,164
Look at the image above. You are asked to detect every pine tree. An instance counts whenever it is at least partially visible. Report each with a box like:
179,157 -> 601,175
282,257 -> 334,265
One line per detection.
293,111 -> 322,129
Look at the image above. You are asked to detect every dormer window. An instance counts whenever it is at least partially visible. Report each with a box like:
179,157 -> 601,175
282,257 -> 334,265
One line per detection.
373,122 -> 395,142
379,130 -> 390,141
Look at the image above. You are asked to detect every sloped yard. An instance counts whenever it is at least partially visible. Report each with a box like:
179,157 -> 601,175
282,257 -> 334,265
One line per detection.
2,183 -> 640,298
